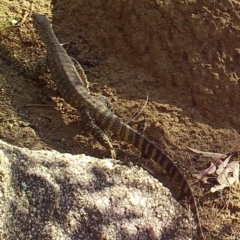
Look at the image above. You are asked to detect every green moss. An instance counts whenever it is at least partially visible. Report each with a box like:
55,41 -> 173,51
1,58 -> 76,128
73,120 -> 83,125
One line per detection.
0,3 -> 12,31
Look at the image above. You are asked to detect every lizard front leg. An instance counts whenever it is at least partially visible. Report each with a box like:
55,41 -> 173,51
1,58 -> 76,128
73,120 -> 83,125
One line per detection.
82,111 -> 116,158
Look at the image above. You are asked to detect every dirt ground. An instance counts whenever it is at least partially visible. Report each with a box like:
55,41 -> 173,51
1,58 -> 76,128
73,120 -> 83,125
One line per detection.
1,0 -> 240,239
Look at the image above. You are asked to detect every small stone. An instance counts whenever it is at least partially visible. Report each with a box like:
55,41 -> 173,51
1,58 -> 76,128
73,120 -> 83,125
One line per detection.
19,121 -> 31,127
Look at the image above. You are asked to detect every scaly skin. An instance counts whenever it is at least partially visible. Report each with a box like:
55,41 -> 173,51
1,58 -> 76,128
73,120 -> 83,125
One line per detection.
33,13 -> 204,239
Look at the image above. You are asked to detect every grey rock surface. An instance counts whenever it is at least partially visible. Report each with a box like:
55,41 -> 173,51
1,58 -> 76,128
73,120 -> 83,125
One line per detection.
0,140 -> 194,239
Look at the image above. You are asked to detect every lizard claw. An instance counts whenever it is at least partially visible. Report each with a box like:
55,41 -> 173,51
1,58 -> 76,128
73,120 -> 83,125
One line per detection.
110,149 -> 116,159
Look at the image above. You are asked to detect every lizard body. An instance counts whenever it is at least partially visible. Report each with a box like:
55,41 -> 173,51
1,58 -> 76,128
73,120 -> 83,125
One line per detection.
33,13 -> 204,239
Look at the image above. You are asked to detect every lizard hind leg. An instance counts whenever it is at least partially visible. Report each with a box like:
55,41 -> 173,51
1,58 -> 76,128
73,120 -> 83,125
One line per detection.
70,56 -> 90,93
82,111 -> 116,159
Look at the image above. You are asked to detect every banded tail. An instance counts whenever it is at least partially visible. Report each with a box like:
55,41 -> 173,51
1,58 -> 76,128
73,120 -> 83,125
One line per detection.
95,107 -> 204,239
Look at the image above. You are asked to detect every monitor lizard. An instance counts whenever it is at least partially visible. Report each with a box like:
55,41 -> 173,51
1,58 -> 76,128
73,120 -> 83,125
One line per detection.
32,13 -> 204,239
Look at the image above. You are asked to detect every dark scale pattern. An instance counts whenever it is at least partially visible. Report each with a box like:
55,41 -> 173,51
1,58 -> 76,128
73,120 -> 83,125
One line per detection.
144,139 -> 155,157
33,13 -> 204,239
96,110 -> 204,239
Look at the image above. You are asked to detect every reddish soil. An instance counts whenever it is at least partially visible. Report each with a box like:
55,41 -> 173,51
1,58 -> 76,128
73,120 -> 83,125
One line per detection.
1,0 -> 240,239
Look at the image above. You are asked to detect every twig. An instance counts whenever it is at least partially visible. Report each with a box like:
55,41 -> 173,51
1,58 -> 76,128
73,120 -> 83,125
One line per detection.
13,3 -> 34,26
125,95 -> 148,124
24,104 -> 55,107
42,125 -> 59,140
19,11 -> 29,26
